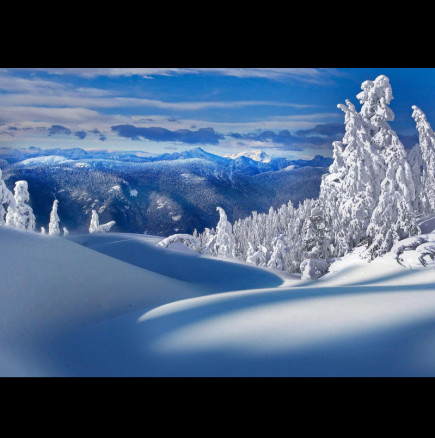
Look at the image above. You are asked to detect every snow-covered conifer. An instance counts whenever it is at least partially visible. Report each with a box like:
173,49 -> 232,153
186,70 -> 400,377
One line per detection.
360,76 -> 418,257
197,227 -> 215,255
5,181 -> 35,231
246,244 -> 267,266
267,238 -> 287,271
213,207 -> 235,259
327,100 -> 379,255
407,143 -> 429,215
41,227 -> 46,234
63,227 -> 69,236
89,210 -> 116,234
0,169 -> 15,225
48,200 -> 61,236
412,105 -> 435,212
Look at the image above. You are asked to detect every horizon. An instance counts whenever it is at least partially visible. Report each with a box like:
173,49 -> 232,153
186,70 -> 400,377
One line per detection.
0,144 -> 331,161
1,68 -> 434,160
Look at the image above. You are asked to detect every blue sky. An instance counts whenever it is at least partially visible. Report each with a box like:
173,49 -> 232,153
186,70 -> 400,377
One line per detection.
0,68 -> 434,159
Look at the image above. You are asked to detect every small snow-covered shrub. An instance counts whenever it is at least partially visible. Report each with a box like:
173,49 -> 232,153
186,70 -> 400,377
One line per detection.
300,259 -> 330,280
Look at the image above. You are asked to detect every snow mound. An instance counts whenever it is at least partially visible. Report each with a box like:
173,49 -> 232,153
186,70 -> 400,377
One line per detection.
391,232 -> 435,268
418,214 -> 435,234
68,232 -> 283,292
0,227 -> 211,375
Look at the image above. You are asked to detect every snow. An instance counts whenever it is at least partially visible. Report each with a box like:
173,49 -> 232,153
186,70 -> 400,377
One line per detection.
74,162 -> 90,168
1,226 -> 435,377
283,165 -> 297,171
181,173 -> 206,182
2,74 -> 435,376
18,155 -> 70,166
156,197 -> 167,209
0,227 -> 209,376
129,189 -> 138,197
419,213 -> 435,234
48,200 -> 60,236
89,210 -> 115,234
225,150 -> 271,163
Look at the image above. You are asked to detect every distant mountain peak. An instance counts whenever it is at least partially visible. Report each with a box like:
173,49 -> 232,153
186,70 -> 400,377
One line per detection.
224,150 -> 271,163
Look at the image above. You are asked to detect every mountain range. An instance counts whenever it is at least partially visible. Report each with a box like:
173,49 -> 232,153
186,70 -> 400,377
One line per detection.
0,147 -> 332,236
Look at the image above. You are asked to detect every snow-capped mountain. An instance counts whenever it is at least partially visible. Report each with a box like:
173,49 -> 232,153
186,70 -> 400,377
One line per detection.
0,147 -> 329,236
225,150 -> 271,163
19,155 -> 72,166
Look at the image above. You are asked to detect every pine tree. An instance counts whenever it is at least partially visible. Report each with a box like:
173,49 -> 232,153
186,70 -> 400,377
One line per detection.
412,105 -> 435,212
267,238 -> 287,271
360,76 -> 418,257
407,142 -> 429,215
0,169 -> 15,226
199,227 -> 216,255
5,181 -> 35,231
213,207 -> 236,259
329,100 -> 379,254
48,200 -> 61,236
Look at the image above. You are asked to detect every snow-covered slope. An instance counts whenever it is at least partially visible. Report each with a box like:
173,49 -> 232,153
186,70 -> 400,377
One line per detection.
17,155 -> 71,166
0,227 -> 282,376
1,226 -> 435,376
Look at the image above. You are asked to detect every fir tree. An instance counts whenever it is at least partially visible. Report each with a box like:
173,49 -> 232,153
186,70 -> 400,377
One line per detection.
213,207 -> 236,259
412,105 -> 435,212
48,200 -> 61,236
5,181 -> 35,231
0,169 -> 15,226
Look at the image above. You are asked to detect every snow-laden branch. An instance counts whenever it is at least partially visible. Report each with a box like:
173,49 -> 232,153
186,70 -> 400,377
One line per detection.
157,234 -> 201,251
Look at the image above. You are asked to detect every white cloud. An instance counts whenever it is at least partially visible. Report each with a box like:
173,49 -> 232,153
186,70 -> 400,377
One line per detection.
0,93 -> 316,111
7,68 -> 338,83
0,106 -> 106,125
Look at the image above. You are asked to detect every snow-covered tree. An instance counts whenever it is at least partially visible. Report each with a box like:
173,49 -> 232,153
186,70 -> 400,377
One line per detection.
0,169 -> 15,226
157,233 -> 201,251
361,76 -> 419,257
412,105 -> 435,212
63,227 -> 69,236
407,142 -> 429,215
5,181 -> 35,231
212,207 -> 236,259
41,227 -> 46,234
198,227 -> 216,255
267,238 -> 287,271
246,244 -> 268,266
334,100 -> 379,253
89,210 -> 116,234
48,200 -> 61,236
300,258 -> 330,280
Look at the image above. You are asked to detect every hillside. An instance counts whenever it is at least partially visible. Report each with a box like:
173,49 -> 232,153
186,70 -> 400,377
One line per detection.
1,226 -> 434,377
